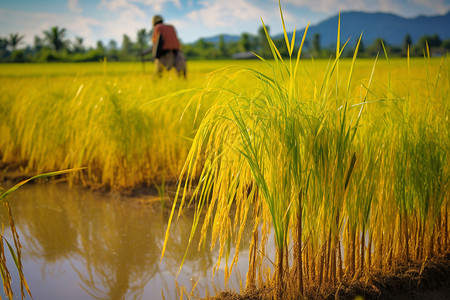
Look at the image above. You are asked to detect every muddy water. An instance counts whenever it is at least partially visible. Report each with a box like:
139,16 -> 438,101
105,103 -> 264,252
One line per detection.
0,183 -> 253,300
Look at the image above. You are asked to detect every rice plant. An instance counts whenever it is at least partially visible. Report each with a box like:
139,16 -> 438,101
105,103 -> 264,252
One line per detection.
0,63 -> 210,190
162,2 -> 449,298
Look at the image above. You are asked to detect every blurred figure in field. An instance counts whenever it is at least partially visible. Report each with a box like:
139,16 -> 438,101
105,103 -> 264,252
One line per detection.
142,15 -> 186,78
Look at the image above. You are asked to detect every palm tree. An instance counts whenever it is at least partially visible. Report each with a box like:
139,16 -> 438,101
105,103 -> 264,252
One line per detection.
239,32 -> 251,52
8,33 -> 25,52
120,34 -> 133,59
136,28 -> 148,54
403,34 -> 412,56
73,36 -> 85,53
312,33 -> 321,56
370,38 -> 388,56
34,35 -> 44,52
0,38 -> 8,52
258,25 -> 271,57
44,26 -> 67,52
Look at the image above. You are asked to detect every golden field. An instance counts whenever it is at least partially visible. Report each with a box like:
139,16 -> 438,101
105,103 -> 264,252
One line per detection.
1,53 -> 449,298
1,58 -> 446,190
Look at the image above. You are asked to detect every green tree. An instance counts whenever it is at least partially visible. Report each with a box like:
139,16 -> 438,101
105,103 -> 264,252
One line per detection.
0,37 -> 9,60
196,38 -> 208,50
120,34 -> 133,60
239,33 -> 251,52
358,38 -> 365,56
273,38 -> 289,57
427,34 -> 442,48
33,35 -> 44,53
107,39 -> 119,61
136,28 -> 148,55
312,33 -> 321,57
442,39 -> 450,51
413,34 -> 441,56
10,49 -> 26,62
96,41 -> 106,56
418,34 -> 441,50
0,37 -> 8,51
218,35 -> 227,58
193,38 -> 217,59
403,34 -> 412,56
7,33 -> 25,52
44,26 -> 67,52
369,38 -> 387,56
0,37 -> 7,50
72,36 -> 85,53
257,25 -> 271,57
108,39 -> 118,50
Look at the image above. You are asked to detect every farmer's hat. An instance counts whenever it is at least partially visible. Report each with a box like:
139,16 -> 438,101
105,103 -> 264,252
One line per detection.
153,15 -> 163,26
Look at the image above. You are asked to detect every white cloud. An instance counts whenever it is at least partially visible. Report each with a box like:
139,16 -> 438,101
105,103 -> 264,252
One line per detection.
97,0 -> 150,42
186,0 -> 269,29
99,7 -> 150,43
0,8 -> 101,47
132,0 -> 182,10
99,0 -> 130,11
95,0 -> 183,42
99,0 -> 180,13
412,0 -> 450,13
283,0 -> 382,13
283,0 -> 450,15
68,0 -> 82,13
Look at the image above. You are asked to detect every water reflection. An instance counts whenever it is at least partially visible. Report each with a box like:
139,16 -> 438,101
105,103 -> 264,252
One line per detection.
0,183 -> 251,299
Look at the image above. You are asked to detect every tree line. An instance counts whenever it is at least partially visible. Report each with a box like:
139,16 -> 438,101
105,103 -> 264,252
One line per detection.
1,25 -> 449,63
0,26 -> 151,63
307,33 -> 450,59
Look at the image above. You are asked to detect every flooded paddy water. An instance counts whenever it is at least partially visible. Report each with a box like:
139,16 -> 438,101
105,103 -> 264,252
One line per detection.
0,183 -> 257,300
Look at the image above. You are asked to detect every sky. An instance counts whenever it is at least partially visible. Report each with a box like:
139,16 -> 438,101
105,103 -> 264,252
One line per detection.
1,0 -> 449,48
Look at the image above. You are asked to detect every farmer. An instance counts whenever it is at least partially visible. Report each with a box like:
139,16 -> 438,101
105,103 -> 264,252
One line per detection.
142,15 -> 186,78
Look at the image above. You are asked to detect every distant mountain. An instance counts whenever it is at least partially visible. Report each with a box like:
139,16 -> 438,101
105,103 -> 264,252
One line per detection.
278,11 -> 450,47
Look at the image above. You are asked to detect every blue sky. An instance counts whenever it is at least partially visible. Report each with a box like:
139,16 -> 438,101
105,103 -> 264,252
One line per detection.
1,0 -> 449,47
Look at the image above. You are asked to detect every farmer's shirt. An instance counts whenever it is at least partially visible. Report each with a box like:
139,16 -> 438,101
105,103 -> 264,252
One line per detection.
152,23 -> 180,51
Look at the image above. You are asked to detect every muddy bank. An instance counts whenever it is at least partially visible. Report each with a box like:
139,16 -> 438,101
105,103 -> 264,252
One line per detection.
0,161 -> 187,198
213,253 -> 450,300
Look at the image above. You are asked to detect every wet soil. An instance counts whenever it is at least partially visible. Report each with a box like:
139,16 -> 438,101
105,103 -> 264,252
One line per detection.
212,253 -> 450,300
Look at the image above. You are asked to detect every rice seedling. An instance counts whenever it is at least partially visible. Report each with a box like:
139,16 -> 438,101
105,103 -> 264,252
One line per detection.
162,2 -> 449,298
